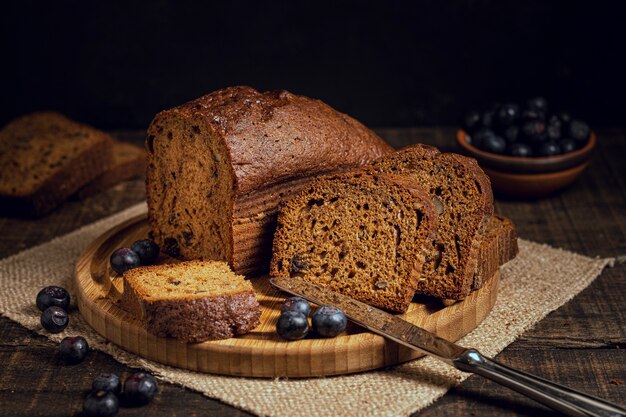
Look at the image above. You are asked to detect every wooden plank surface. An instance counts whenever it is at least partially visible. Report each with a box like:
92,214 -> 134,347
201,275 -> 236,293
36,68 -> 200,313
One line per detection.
1,128 -> 624,416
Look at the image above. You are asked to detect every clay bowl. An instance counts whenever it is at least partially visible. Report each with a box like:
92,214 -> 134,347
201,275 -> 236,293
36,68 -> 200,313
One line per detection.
456,129 -> 596,198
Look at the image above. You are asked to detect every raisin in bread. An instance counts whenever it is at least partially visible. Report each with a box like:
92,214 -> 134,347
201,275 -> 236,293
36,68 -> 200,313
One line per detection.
0,112 -> 113,216
270,170 -> 436,313
122,260 -> 261,343
146,86 -> 393,275
370,144 -> 494,299
76,140 -> 146,199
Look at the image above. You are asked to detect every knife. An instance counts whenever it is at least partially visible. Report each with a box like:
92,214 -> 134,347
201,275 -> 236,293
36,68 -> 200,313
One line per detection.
270,276 -> 626,417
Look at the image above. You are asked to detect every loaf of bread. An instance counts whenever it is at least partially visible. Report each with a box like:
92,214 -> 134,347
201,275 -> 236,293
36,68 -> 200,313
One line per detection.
122,261 -> 261,343
270,170 -> 436,313
370,144 -> 494,299
0,112 -> 113,216
75,140 -> 146,199
472,215 -> 518,290
146,86 -> 393,275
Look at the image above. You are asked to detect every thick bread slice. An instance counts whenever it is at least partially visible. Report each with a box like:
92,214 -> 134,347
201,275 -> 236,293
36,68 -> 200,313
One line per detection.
270,170 -> 436,313
371,144 -> 494,299
76,140 -> 146,198
122,260 -> 261,343
0,112 -> 113,216
145,86 -> 393,276
473,215 -> 519,290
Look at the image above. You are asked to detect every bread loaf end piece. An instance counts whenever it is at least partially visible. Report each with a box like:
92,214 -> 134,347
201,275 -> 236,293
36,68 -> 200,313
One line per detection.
472,215 -> 519,290
270,170 -> 436,313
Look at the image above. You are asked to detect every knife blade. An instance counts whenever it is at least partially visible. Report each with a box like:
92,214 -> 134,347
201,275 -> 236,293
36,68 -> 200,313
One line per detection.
270,276 -> 626,417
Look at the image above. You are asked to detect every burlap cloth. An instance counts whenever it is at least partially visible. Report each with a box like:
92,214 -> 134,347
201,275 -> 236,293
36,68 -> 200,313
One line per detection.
0,203 -> 615,417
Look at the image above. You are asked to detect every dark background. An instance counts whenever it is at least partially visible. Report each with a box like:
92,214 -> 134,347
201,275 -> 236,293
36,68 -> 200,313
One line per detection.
2,0 -> 625,130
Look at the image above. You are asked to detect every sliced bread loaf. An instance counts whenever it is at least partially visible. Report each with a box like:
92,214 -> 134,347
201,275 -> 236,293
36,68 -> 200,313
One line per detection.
0,112 -> 113,216
122,260 -> 261,343
370,144 -> 494,299
270,170 -> 436,313
76,140 -> 146,199
145,86 -> 393,275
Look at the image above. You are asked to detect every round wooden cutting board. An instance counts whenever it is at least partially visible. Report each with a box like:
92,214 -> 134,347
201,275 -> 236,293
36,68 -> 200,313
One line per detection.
75,214 -> 499,378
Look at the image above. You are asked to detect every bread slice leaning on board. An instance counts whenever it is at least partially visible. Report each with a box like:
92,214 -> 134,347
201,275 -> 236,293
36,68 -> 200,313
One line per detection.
145,86 -> 393,276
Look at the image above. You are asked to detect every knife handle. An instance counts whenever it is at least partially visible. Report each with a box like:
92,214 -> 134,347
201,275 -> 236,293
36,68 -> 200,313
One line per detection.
453,349 -> 626,417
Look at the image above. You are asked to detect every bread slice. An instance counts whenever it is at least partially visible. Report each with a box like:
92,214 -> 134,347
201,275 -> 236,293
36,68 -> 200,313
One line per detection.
122,261 -> 261,343
473,215 -> 518,290
0,112 -> 113,216
145,86 -> 393,276
270,170 -> 436,313
370,144 -> 494,299
75,140 -> 146,199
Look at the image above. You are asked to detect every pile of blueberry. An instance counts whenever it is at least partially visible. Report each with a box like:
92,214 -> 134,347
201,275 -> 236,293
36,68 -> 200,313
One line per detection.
464,97 -> 591,157
110,239 -> 160,274
83,371 -> 159,417
276,297 -> 348,340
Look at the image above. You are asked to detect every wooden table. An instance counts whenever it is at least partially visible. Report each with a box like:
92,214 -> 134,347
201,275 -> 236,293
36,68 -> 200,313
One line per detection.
1,128 -> 624,416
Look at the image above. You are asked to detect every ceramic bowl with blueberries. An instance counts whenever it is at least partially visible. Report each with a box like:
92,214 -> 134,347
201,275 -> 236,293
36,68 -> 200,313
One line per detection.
457,97 -> 596,198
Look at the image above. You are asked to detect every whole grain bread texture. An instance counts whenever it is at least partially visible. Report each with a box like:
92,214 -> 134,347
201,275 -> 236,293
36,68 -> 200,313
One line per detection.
75,140 -> 146,199
146,86 -> 393,275
370,144 -> 494,299
270,170 -> 436,313
0,112 -> 113,216
122,260 -> 261,343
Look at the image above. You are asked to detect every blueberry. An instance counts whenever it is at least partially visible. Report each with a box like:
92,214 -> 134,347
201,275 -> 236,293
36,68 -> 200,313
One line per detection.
522,108 -> 546,121
481,110 -> 496,128
538,141 -> 561,157
92,373 -> 121,395
124,372 -> 158,405
311,306 -> 348,338
464,111 -> 482,133
36,286 -> 70,311
496,103 -> 520,127
559,138 -> 578,154
280,297 -> 311,316
276,311 -> 309,340
83,390 -> 119,417
472,128 -> 495,148
59,335 -> 89,364
503,125 -> 520,143
40,306 -> 68,333
508,143 -> 533,157
130,239 -> 160,265
521,120 -> 547,142
546,116 -> 563,140
569,120 -> 590,142
480,135 -> 507,154
527,97 -> 548,113
558,111 -> 572,124
110,248 -> 141,274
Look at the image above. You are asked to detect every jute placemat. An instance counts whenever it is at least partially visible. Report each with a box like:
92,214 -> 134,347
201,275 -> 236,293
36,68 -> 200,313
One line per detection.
0,203 -> 614,417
